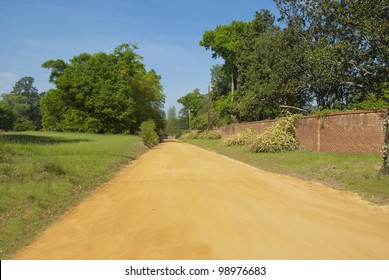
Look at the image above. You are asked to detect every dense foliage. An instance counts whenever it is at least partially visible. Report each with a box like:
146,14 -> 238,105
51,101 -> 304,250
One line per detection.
198,1 -> 388,124
41,44 -> 165,134
0,77 -> 42,131
195,0 -> 388,170
139,119 -> 160,148
177,88 -> 210,130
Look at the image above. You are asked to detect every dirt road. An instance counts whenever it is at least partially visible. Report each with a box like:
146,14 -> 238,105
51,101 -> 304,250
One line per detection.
15,141 -> 389,259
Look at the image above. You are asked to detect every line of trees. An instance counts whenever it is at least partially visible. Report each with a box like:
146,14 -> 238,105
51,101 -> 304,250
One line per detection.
0,44 -> 166,134
0,77 -> 43,131
193,0 -> 388,125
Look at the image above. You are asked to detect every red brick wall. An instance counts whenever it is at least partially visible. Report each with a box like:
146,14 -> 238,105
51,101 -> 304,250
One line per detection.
219,110 -> 387,154
219,120 -> 275,138
296,116 -> 319,152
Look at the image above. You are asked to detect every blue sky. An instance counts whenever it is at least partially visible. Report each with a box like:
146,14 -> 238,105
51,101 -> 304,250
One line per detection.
0,0 -> 280,111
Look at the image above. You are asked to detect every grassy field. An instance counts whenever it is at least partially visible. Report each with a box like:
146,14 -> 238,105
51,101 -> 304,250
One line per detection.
186,139 -> 389,205
0,131 -> 148,259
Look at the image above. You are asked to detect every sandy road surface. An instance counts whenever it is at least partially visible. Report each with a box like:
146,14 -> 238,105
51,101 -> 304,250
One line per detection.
15,141 -> 389,259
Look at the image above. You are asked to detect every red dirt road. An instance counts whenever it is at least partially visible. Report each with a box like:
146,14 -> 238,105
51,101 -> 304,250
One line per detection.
15,141 -> 389,259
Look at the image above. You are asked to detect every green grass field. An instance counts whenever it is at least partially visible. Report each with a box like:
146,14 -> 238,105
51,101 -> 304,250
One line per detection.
186,139 -> 389,205
0,131 -> 148,259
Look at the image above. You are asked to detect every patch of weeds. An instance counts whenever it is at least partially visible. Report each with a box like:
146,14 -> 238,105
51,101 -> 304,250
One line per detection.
42,162 -> 66,177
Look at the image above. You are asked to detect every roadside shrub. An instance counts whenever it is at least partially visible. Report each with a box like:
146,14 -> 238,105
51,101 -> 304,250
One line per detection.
139,120 -> 159,148
181,130 -> 221,140
198,130 -> 221,140
224,128 -> 256,146
191,114 -> 208,131
180,130 -> 200,140
249,116 -> 299,153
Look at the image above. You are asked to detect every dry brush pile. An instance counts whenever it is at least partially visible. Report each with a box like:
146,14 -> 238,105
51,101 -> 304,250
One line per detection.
224,115 -> 300,153
180,130 -> 221,140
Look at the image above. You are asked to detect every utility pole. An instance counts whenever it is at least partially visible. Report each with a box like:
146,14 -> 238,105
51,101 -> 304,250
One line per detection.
188,109 -> 191,130
207,85 -> 212,131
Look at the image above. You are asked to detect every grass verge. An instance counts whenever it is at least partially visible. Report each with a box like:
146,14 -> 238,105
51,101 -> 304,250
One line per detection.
185,139 -> 389,205
0,131 -> 148,259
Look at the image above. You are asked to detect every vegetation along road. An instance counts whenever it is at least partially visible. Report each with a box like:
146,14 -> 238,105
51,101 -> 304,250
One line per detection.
15,141 -> 389,259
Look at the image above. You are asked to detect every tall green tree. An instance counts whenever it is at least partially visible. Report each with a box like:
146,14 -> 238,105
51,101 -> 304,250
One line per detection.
233,9 -> 309,121
41,44 -> 165,134
0,77 -> 42,131
165,106 -> 179,136
177,89 -> 207,130
274,0 -> 389,109
0,106 -> 14,131
235,10 -> 280,120
200,20 -> 251,98
209,64 -> 234,125
210,64 -> 230,100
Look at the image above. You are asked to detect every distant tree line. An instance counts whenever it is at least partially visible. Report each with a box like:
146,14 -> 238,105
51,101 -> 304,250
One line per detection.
0,77 -> 42,131
185,0 -> 388,126
0,44 -> 165,134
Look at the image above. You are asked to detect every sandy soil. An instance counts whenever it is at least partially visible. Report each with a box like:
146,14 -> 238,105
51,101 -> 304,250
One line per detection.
14,141 -> 389,259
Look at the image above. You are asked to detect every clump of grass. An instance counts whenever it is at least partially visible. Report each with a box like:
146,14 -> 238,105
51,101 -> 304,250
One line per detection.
42,162 -> 66,176
0,136 -> 7,160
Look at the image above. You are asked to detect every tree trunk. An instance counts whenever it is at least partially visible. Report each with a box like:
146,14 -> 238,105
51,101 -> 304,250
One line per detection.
231,68 -> 235,101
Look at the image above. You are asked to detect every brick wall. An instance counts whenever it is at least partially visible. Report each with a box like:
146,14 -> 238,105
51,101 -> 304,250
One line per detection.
219,110 -> 387,154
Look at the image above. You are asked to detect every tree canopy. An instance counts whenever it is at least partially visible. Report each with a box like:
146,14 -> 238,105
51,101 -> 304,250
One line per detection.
0,76 -> 42,131
197,1 -> 388,125
200,20 -> 251,97
41,44 -> 165,134
177,88 -> 209,130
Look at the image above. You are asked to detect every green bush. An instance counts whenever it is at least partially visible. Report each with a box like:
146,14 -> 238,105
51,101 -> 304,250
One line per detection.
62,109 -> 85,132
13,118 -> 35,131
180,130 -> 200,140
84,117 -> 103,134
0,107 -> 14,131
139,120 -> 159,148
191,114 -> 208,131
